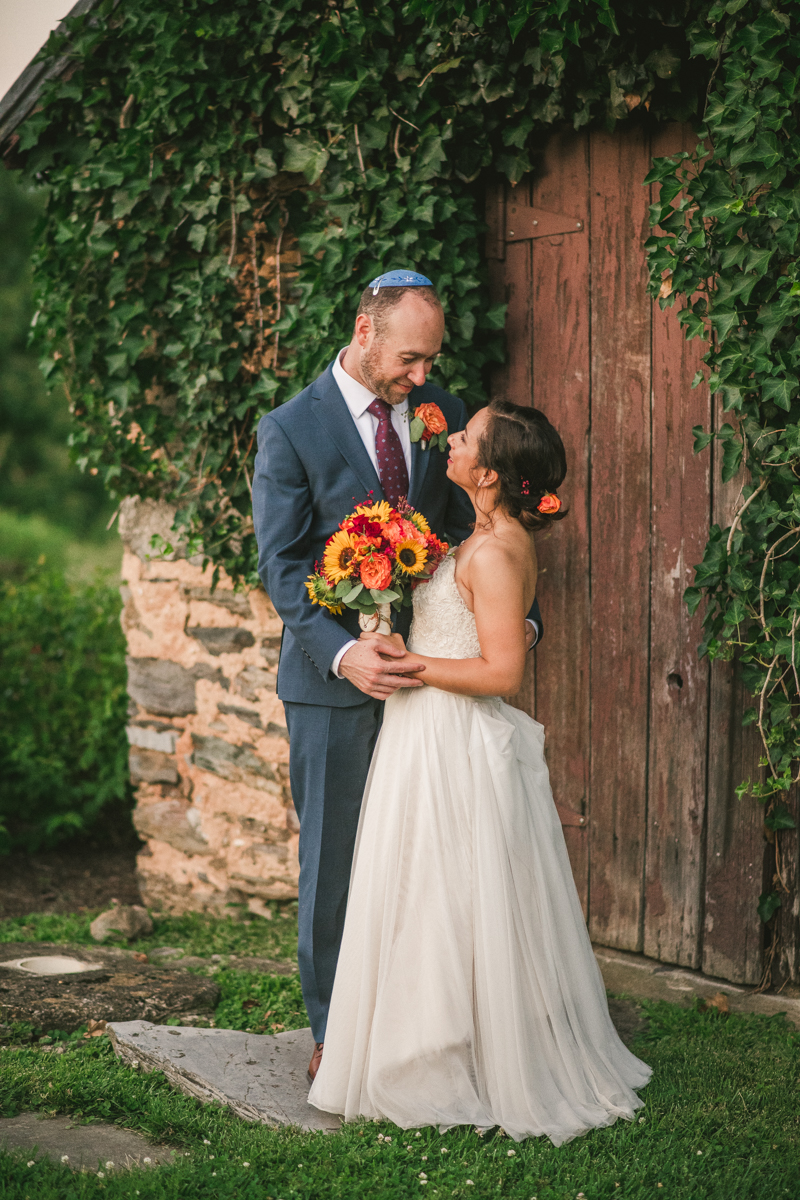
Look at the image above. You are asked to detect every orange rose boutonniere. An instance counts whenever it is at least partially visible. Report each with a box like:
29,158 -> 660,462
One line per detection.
410,402 -> 448,452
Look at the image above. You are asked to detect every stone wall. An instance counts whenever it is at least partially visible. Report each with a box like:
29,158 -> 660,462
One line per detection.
120,498 -> 298,915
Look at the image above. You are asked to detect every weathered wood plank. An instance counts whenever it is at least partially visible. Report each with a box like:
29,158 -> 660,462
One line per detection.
775,788 -> 799,986
643,123 -> 712,969
702,663 -> 766,984
702,393 -> 766,985
500,179 -> 534,405
527,129 -> 591,913
492,175 -> 538,726
587,127 -> 653,952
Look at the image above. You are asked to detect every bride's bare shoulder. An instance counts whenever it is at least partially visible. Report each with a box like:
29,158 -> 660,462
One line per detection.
464,525 -> 533,585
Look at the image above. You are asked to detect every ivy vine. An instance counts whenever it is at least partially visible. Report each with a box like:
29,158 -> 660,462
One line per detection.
10,0 -> 701,585
644,0 -> 799,947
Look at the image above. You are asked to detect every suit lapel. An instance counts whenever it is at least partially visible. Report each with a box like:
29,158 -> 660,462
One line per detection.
311,365 -> 383,502
407,432 -> 431,508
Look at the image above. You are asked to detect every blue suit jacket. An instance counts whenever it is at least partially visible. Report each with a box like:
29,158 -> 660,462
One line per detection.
253,362 -> 542,707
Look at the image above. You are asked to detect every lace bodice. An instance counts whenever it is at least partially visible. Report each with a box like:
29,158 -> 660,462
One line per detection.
407,554 -> 481,660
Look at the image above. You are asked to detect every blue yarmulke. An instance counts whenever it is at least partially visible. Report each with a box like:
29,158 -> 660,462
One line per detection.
368,269 -> 433,295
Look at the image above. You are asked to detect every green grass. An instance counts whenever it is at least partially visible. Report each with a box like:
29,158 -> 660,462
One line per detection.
1,913 -> 799,1198
0,904 -> 299,964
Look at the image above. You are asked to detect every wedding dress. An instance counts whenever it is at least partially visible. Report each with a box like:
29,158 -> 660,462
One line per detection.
308,554 -> 651,1144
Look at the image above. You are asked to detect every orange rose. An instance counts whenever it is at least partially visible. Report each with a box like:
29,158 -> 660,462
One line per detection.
415,402 -> 447,436
360,553 -> 392,591
537,492 -> 562,514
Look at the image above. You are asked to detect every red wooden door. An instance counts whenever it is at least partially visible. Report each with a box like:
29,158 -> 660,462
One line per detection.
487,123 -> 767,984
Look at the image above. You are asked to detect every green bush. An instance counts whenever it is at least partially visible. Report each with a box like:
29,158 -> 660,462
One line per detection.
0,568 -> 132,853
0,506 -> 67,580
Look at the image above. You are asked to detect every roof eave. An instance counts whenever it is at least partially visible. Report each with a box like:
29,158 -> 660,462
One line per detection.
0,0 -> 102,152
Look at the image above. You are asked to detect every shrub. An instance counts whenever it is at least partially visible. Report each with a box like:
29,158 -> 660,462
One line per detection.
0,508 -> 67,580
0,568 -> 132,853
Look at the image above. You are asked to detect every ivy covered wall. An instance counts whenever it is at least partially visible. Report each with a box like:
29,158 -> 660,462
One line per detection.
5,0 -> 706,584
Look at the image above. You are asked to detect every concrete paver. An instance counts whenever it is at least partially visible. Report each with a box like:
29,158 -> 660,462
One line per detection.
0,1113 -> 177,1170
108,1021 -> 340,1132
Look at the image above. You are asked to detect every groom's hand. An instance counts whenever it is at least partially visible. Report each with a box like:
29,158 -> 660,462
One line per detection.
339,636 -> 425,700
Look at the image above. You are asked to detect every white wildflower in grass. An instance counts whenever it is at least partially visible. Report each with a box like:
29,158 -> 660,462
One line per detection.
415,1131 -> 422,1137
26,1161 -> 35,1168
466,1181 -> 474,1187
143,1157 -> 152,1163
97,1172 -> 105,1179
422,1155 -> 428,1160
419,1172 -> 428,1180
212,1172 -> 217,1177
697,1150 -> 703,1155
638,1116 -> 645,1124
385,1137 -> 392,1143
105,1161 -> 114,1169
440,1147 -> 448,1154
378,1134 -> 384,1141
203,1139 -> 212,1145
507,1149 -> 516,1157
243,1162 -> 250,1167
61,1155 -> 69,1163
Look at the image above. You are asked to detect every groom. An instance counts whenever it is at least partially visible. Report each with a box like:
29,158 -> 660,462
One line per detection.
252,271 -> 542,1079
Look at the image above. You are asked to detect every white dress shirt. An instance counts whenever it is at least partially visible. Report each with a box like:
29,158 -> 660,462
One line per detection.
330,349 -> 412,677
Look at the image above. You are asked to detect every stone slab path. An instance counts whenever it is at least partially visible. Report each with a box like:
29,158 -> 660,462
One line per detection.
0,1113 -> 177,1170
108,1021 -> 341,1132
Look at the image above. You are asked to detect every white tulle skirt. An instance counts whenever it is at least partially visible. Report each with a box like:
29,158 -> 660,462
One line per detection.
308,686 -> 651,1144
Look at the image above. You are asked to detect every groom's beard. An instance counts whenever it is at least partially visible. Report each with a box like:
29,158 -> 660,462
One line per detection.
361,344 -> 412,406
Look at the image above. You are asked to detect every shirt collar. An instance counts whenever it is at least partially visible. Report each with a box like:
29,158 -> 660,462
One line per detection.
332,348 -> 408,418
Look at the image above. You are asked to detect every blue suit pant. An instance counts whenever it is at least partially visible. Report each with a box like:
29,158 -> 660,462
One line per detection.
283,697 -> 383,1043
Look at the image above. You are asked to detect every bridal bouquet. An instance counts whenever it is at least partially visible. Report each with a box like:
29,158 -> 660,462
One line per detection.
306,500 -> 450,634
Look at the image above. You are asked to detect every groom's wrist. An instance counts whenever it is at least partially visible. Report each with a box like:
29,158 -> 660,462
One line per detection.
332,639 -> 358,679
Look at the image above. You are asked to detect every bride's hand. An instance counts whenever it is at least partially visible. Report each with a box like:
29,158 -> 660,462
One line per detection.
359,631 -> 407,656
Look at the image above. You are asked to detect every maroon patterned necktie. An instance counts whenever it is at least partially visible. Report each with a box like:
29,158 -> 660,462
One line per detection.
367,398 -> 410,507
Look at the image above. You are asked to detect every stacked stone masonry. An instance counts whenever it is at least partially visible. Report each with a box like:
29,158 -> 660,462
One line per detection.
120,498 -> 298,915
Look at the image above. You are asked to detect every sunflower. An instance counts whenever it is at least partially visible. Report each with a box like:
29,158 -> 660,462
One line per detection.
395,538 -> 427,575
323,530 -> 361,584
305,576 -> 343,614
355,500 -> 393,523
409,510 -> 430,535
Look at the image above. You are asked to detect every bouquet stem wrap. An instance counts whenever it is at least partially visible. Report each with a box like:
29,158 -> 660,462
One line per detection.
359,603 -> 392,636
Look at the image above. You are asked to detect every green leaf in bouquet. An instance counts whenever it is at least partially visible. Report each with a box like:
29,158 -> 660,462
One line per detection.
409,416 -> 425,441
369,588 -> 400,603
335,578 -> 356,598
438,431 -> 449,451
342,582 -> 364,604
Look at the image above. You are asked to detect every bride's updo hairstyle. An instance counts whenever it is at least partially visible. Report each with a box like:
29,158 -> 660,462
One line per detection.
476,399 -> 567,532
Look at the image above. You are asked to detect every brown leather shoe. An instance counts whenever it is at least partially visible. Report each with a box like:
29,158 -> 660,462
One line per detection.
307,1041 -> 324,1083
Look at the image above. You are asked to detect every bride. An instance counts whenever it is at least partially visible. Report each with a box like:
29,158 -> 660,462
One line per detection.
308,398 -> 651,1144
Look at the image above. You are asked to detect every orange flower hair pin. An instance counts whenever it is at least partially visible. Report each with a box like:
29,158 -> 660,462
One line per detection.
537,492 -> 562,514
